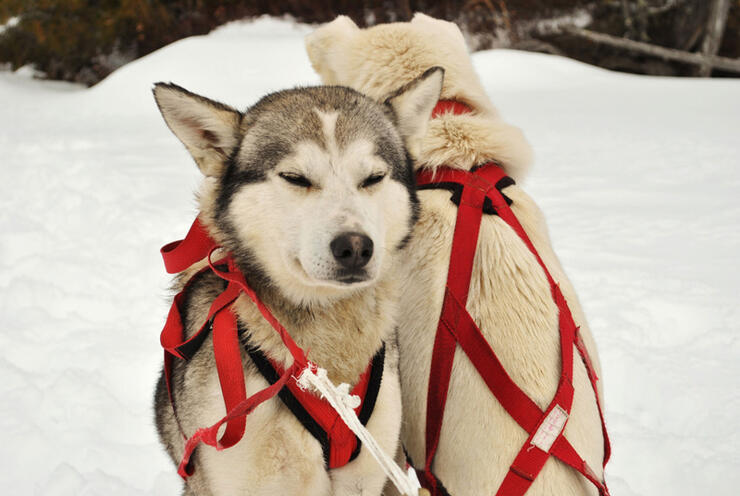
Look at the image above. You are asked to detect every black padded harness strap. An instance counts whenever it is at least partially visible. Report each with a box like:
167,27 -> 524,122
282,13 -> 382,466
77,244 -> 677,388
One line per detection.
245,341 -> 386,470
417,175 -> 515,215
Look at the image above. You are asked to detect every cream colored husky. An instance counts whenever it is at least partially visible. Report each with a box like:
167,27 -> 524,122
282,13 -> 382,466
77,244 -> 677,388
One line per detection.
306,14 -> 607,496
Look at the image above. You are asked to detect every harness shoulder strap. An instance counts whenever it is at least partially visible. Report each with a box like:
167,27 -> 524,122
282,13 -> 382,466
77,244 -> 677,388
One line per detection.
418,165 -> 508,490
160,279 -> 244,436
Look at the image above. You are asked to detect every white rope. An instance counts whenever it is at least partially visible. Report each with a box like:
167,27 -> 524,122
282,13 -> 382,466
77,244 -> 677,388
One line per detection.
297,366 -> 423,496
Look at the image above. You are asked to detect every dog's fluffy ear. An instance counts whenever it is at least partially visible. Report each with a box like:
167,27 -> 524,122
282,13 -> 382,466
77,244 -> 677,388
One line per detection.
385,67 -> 444,158
153,83 -> 241,177
305,15 -> 359,84
411,12 -> 466,45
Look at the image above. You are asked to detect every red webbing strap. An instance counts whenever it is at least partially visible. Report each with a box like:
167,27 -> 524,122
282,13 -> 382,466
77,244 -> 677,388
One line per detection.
159,219 -> 223,428
211,307 -> 247,448
551,437 -> 609,493
171,253 -> 313,478
207,255 -> 308,369
485,183 -> 608,496
164,284 -> 247,477
161,218 -> 217,274
255,344 -> 380,469
422,98 -> 477,484
443,284 -> 607,491
421,165 -> 507,488
494,285 -> 576,496
160,219 -> 314,479
178,362 -> 300,478
446,288 -> 608,495
431,100 -> 473,119
160,266 -> 239,360
575,329 -> 612,466
161,270 -> 241,432
422,322 -> 455,491
417,164 -> 609,496
439,291 -> 542,433
496,188 -> 611,469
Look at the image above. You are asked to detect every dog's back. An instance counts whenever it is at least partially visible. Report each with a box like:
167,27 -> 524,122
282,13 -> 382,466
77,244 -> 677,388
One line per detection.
307,14 -> 606,495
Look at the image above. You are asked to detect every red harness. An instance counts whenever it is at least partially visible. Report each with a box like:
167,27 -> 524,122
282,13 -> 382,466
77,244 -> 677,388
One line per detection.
159,219 -> 384,477
411,102 -> 611,496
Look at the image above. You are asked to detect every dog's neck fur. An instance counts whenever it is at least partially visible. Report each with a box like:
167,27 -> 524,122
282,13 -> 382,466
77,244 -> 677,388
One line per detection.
417,103 -> 532,182
396,71 -> 532,181
190,198 -> 395,386
231,269 -> 395,386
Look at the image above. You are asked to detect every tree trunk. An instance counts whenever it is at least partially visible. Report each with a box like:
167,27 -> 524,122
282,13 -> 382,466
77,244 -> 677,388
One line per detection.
621,0 -> 634,37
698,0 -> 732,76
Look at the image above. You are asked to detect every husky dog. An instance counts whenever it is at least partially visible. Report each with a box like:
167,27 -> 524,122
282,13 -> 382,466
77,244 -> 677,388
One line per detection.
152,72 -> 443,496
306,14 -> 607,495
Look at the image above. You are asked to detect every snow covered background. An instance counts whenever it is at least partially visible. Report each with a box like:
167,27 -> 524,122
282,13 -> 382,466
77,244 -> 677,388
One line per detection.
1,17 -> 738,496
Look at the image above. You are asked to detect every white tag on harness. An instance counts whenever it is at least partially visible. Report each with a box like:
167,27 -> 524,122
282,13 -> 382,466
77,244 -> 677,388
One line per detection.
531,405 -> 569,452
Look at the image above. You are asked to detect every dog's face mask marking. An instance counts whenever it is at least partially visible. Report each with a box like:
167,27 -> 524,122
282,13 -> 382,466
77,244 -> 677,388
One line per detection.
153,73 -> 443,305
257,110 -> 394,286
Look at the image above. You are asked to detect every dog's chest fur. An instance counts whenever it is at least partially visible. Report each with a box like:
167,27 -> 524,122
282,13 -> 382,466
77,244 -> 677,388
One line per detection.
156,265 -> 403,495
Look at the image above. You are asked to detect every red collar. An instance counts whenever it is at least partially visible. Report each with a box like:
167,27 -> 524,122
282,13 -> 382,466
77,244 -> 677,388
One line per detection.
431,99 -> 473,118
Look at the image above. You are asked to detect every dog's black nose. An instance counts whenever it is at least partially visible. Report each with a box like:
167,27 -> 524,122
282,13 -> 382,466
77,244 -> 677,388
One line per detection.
330,232 -> 374,270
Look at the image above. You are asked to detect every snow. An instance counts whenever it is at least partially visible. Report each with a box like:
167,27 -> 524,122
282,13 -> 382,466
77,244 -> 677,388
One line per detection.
0,16 -> 20,35
1,16 -> 738,496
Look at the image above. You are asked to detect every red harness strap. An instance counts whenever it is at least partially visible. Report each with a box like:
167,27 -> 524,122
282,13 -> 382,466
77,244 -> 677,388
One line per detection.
158,219 -> 383,477
431,99 -> 473,118
246,343 -> 385,468
415,164 -> 610,496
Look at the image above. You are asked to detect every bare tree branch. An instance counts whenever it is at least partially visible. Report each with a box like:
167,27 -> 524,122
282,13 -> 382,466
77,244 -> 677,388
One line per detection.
564,26 -> 740,74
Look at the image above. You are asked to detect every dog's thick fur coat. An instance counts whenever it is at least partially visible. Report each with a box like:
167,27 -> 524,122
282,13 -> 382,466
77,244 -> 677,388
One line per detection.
152,75 -> 443,495
307,14 -> 606,496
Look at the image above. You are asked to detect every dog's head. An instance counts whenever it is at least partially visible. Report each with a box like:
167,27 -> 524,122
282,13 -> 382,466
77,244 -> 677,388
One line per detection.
305,13 -> 496,117
153,72 -> 443,306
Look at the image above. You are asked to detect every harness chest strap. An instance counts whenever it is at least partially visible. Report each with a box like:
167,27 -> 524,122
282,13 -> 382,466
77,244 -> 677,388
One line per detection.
415,164 -> 610,496
247,342 -> 385,468
158,219 -> 388,476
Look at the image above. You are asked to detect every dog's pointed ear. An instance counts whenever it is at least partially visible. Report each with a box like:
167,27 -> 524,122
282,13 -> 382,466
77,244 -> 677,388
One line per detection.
384,67 -> 444,157
305,15 -> 359,84
411,13 -> 466,45
153,83 -> 241,177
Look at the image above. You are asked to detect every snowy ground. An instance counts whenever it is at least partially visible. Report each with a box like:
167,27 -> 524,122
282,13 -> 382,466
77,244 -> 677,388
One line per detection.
1,17 -> 738,496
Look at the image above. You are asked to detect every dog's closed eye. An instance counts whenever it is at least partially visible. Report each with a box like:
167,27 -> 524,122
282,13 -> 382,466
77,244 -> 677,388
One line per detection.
279,172 -> 313,188
361,173 -> 386,189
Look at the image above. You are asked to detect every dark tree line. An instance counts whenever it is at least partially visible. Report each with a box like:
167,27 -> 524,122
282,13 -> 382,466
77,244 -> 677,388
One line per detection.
0,0 -> 737,86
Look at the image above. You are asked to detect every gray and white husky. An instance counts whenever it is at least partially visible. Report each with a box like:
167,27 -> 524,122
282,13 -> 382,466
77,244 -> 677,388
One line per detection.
152,70 -> 443,495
